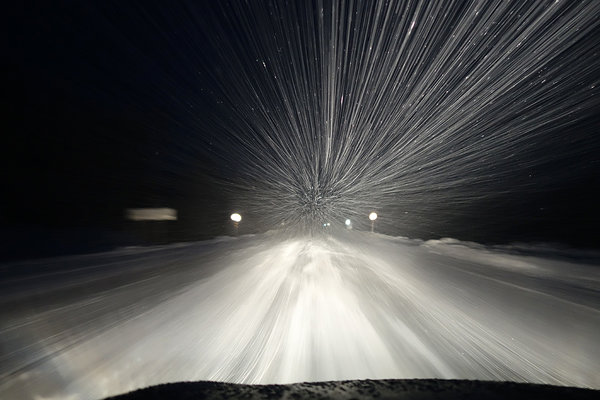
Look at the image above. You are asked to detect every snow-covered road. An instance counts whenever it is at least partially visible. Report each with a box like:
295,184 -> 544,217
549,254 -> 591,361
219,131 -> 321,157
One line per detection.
1,231 -> 599,399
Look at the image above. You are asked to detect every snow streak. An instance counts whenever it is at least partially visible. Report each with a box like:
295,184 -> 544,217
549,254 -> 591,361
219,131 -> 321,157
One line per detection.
191,0 -> 600,230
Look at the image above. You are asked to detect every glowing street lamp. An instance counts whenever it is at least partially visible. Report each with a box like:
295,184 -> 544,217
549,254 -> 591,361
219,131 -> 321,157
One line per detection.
230,213 -> 242,235
345,219 -> 352,229
369,212 -> 377,232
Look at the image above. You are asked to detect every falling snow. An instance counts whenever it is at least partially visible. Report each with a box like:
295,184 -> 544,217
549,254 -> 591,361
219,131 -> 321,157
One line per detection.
189,0 -> 600,231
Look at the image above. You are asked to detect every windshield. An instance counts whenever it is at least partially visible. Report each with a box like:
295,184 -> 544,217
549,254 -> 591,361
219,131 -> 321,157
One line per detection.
4,1 -> 600,399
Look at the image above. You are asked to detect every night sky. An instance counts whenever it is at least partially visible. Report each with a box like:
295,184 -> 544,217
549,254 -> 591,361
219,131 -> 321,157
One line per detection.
6,0 -> 600,257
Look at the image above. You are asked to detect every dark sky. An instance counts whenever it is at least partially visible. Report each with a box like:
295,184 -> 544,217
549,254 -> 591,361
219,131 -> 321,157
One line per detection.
10,3 -> 224,222
6,0 -> 600,253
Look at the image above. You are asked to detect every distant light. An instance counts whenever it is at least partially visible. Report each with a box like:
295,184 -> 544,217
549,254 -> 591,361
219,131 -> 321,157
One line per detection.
369,212 -> 378,221
327,222 -> 331,226
230,213 -> 242,222
345,219 -> 351,226
126,208 -> 177,221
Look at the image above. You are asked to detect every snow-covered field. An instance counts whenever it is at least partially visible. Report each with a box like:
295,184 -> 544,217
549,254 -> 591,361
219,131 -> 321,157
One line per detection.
1,231 -> 599,399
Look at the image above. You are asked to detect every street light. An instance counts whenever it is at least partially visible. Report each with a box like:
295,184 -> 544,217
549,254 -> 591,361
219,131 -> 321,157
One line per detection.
230,213 -> 242,235
345,219 -> 352,229
369,212 -> 377,233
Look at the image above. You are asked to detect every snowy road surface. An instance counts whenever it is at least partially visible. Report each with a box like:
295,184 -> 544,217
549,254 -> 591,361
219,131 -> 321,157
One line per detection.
1,231 -> 599,399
